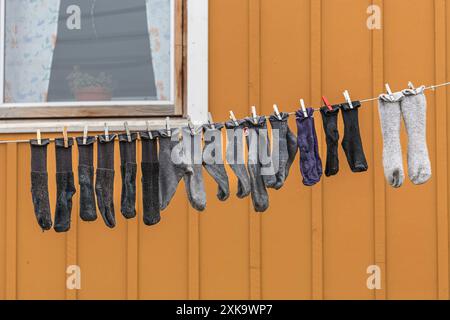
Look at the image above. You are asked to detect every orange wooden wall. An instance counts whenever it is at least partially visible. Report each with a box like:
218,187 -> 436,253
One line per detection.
1,0 -> 450,300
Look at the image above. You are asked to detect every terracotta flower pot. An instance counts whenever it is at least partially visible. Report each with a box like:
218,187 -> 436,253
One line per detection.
74,86 -> 112,101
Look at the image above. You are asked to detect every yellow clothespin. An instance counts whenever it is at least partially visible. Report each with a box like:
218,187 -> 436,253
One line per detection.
63,126 -> 69,148
36,129 -> 42,146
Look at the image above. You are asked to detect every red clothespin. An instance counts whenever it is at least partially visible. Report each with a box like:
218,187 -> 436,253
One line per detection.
322,96 -> 333,111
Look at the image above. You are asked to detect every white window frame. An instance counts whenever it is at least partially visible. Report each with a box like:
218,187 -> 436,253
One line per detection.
0,0 -> 208,131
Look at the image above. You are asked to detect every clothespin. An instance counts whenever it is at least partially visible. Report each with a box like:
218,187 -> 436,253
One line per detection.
251,106 -> 258,124
300,99 -> 308,118
83,125 -> 88,145
165,117 -> 172,137
63,126 -> 69,148
229,111 -> 239,126
273,104 -> 282,120
36,129 -> 42,145
322,96 -> 333,111
187,116 -> 195,135
208,112 -> 215,130
408,81 -> 415,90
104,123 -> 109,142
343,90 -> 354,109
124,122 -> 131,142
385,83 -> 393,97
146,121 -> 153,140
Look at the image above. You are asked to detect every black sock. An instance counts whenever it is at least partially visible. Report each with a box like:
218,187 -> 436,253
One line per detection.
341,101 -> 368,173
96,135 -> 117,228
30,139 -> 52,231
76,136 -> 97,222
141,131 -> 161,226
119,133 -> 138,219
320,105 -> 340,176
54,138 -> 76,233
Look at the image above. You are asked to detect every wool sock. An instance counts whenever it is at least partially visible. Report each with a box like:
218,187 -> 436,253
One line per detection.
141,131 -> 161,226
378,92 -> 405,188
401,86 -> 432,185
159,129 -> 193,211
76,136 -> 97,222
54,138 -> 76,233
244,116 -> 270,213
30,139 -> 52,231
225,120 -> 251,199
341,101 -> 369,173
269,112 -> 298,189
296,108 -> 323,186
96,134 -> 117,228
320,105 -> 340,177
203,123 -> 230,201
119,133 -> 138,219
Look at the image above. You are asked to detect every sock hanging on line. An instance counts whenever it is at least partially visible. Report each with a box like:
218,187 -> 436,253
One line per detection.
341,101 -> 369,173
269,112 -> 298,189
119,133 -> 138,219
378,92 -> 405,188
76,136 -> 97,222
401,86 -> 432,185
30,139 -> 53,231
296,108 -> 323,186
225,120 -> 251,199
54,138 -> 76,233
96,134 -> 117,229
141,131 -> 161,226
203,123 -> 230,201
320,105 -> 340,177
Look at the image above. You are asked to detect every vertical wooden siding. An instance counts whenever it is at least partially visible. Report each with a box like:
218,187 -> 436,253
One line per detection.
0,0 -> 449,300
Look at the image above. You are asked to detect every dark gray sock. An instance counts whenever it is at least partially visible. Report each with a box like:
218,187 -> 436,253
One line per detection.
76,136 -> 97,222
320,105 -> 340,177
269,112 -> 298,189
182,127 -> 206,212
30,139 -> 52,231
245,117 -> 269,213
225,120 -> 251,199
96,134 -> 117,228
119,133 -> 138,219
54,138 -> 76,233
141,131 -> 161,226
203,123 -> 230,201
159,129 -> 193,211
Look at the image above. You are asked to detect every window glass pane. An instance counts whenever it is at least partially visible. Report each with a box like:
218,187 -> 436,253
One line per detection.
4,0 -> 173,104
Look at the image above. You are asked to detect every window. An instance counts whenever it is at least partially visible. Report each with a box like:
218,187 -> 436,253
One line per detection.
0,0 -> 194,120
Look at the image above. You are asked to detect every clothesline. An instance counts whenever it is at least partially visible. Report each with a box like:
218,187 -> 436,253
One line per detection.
1,81 -> 450,146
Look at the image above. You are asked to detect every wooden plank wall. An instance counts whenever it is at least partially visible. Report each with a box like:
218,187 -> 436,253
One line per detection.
0,0 -> 449,300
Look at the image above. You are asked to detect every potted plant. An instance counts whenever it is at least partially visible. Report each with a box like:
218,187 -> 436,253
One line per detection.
67,66 -> 113,101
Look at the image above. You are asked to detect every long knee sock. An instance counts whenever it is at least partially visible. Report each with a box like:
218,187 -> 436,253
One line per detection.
341,101 -> 368,173
96,134 -> 117,228
378,92 -> 405,188
203,123 -> 230,201
182,127 -> 207,211
30,139 -> 52,231
119,133 -> 138,219
401,86 -> 432,185
76,136 -> 97,221
296,108 -> 323,186
269,112 -> 298,189
320,105 -> 340,177
159,129 -> 193,211
225,120 -> 251,199
245,116 -> 269,213
54,138 -> 76,233
141,131 -> 161,226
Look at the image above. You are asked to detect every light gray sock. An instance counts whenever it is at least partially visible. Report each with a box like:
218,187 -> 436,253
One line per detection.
203,123 -> 230,201
182,127 -> 207,212
378,92 -> 405,188
401,86 -> 432,185
158,129 -> 193,211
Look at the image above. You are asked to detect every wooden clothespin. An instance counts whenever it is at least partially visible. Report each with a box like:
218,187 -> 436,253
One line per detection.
124,122 -> 131,142
83,125 -> 88,145
229,111 -> 239,126
36,129 -> 42,146
343,90 -> 354,109
104,123 -> 109,142
251,106 -> 258,124
63,126 -> 69,148
385,83 -> 393,96
408,81 -> 415,90
146,121 -> 153,140
165,117 -> 172,137
273,104 -> 282,120
208,112 -> 215,130
322,96 -> 333,111
300,99 -> 308,118
187,116 -> 195,135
